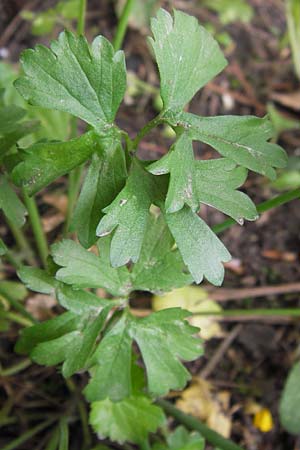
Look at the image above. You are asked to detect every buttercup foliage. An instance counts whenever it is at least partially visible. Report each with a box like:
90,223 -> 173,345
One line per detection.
5,7 -> 286,447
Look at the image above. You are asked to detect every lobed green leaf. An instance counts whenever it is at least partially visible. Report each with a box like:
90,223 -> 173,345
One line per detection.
15,31 -> 126,133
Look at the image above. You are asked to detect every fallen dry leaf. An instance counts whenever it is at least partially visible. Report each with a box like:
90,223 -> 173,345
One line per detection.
262,249 -> 297,262
152,286 -> 224,340
271,91 -> 300,111
26,294 -> 57,320
176,377 -> 232,437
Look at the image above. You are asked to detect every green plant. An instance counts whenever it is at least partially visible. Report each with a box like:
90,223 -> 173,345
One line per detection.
1,5 -> 294,449
285,0 -> 300,79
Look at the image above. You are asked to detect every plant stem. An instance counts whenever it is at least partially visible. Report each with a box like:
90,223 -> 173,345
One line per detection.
286,0 -> 300,80
132,114 -> 163,150
113,0 -> 135,51
1,418 -> 57,450
0,309 -> 33,327
64,1 -> 87,236
213,187 -> 300,234
0,286 -> 37,324
193,308 -> 300,317
65,378 -> 91,450
77,0 -> 87,35
157,399 -> 245,450
22,192 -> 48,268
64,165 -> 83,237
0,358 -> 31,377
6,218 -> 36,266
4,250 -> 21,270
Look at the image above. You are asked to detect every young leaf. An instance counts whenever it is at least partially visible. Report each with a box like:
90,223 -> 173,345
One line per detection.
164,206 -> 231,285
97,159 -> 164,267
195,158 -> 258,223
166,111 -> 287,180
18,266 -> 57,294
0,175 -> 27,228
131,213 -> 192,292
52,238 -> 131,297
84,313 -> 133,402
148,133 -> 198,213
71,139 -> 127,248
279,361 -> 300,435
130,308 -> 202,396
153,426 -> 205,450
15,31 -> 126,132
90,396 -> 165,445
12,131 -> 100,195
149,9 -> 226,111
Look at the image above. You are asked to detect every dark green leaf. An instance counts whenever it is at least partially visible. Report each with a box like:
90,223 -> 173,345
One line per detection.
84,313 -> 133,402
15,311 -> 78,354
131,213 -> 192,292
130,308 -> 202,396
0,239 -> 7,256
149,134 -> 198,213
52,238 -> 131,296
166,111 -> 287,180
164,206 -> 231,285
71,138 -> 127,248
97,158 -> 164,267
12,131 -> 100,195
195,158 -> 258,223
15,31 -> 126,132
0,175 -> 27,227
150,9 -> 226,111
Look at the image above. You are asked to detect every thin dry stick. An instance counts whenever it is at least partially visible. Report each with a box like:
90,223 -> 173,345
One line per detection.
208,282 -> 300,302
200,324 -> 242,379
0,0 -> 41,47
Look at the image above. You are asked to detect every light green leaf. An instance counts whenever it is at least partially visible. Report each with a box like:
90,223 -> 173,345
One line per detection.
195,158 -> 258,223
97,159 -> 164,267
84,313 -> 133,402
204,0 -> 254,25
164,206 -> 231,285
52,238 -> 131,297
153,426 -> 205,450
130,308 -> 202,396
18,266 -> 56,294
15,31 -> 126,133
131,213 -> 192,292
149,134 -> 198,213
150,9 -> 226,111
90,395 -> 165,445
166,111 -> 287,180
279,361 -> 300,434
56,284 -> 119,315
71,138 -> 127,248
12,131 -> 100,195
0,175 -> 27,227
